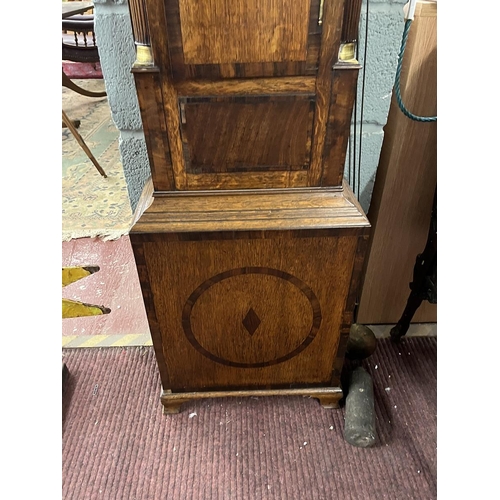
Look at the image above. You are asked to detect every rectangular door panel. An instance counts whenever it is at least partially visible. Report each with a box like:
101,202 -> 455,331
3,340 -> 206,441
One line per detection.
179,0 -> 310,64
165,0 -> 323,80
180,96 -> 314,175
142,235 -> 359,391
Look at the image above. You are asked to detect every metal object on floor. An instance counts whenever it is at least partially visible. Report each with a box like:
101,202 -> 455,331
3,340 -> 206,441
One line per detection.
342,324 -> 377,447
390,190 -> 437,342
346,323 -> 377,360
343,366 -> 376,448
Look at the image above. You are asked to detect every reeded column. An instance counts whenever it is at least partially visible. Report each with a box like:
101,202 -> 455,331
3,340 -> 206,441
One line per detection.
339,0 -> 363,61
128,0 -> 154,66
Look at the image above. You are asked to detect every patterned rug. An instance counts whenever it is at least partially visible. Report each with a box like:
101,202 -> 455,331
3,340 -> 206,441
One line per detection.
62,79 -> 134,241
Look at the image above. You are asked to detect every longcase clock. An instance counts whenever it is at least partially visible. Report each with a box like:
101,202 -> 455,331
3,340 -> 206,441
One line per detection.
127,0 -> 370,414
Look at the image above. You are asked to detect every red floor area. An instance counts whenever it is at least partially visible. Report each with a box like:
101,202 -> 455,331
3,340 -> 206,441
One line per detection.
62,236 -> 149,338
62,338 -> 437,499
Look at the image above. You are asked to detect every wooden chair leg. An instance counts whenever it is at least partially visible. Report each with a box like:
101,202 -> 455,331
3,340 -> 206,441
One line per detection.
62,70 -> 107,98
62,110 -> 107,178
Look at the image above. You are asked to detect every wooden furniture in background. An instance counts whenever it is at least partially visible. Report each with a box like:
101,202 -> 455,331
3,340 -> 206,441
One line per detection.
62,2 -> 107,177
62,2 -> 106,97
356,0 -> 437,325
62,109 -> 107,177
62,1 -> 94,19
128,0 -> 370,414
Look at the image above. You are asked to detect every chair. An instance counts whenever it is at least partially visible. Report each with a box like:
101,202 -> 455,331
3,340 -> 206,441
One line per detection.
62,10 -> 107,177
62,13 -> 106,98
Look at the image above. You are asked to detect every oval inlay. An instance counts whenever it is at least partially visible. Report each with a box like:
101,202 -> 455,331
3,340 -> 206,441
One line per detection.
182,267 -> 322,368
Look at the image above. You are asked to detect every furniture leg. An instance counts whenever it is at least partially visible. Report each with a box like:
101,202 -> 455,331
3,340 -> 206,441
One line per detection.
62,109 -> 107,178
62,70 -> 107,98
390,190 -> 437,342
390,290 -> 424,341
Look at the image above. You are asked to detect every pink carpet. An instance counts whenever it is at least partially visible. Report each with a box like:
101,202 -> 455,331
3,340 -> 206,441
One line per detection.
63,61 -> 103,79
62,236 -> 149,339
62,336 -> 437,499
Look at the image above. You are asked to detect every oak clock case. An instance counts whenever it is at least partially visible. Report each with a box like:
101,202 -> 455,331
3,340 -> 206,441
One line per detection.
127,0 -> 370,414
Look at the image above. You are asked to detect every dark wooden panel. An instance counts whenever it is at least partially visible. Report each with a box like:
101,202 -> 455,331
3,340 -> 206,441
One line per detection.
331,231 -> 369,383
130,241 -> 171,387
141,234 -> 359,391
144,0 -> 171,69
178,0 -> 310,64
128,0 -> 150,45
180,96 -> 314,174
133,227 -> 368,243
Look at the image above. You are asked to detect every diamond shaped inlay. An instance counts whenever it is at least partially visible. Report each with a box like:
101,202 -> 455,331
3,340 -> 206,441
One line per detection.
242,307 -> 261,336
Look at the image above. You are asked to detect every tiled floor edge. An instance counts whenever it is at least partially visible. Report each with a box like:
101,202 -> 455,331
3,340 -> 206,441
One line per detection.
62,324 -> 437,348
63,334 -> 153,348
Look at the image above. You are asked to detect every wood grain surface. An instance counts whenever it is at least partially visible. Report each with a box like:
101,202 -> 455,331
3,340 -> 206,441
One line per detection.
178,0 -> 310,64
342,0 -> 363,42
131,181 -> 370,234
181,97 -> 313,174
357,1 -> 436,324
308,0 -> 345,186
133,71 -> 175,191
126,0 -> 370,404
138,234 -> 359,391
175,77 -> 316,97
164,0 -> 323,80
321,64 -> 359,186
128,0 -> 150,45
127,0 -> 363,192
143,0 -> 188,189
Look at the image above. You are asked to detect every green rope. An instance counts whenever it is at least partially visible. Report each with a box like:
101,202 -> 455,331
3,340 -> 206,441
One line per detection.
394,19 -> 437,122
